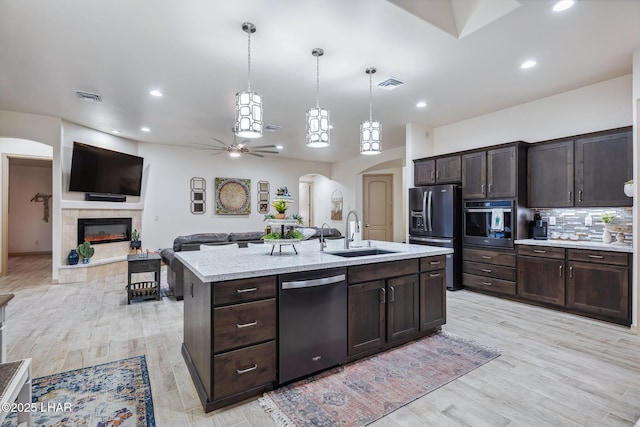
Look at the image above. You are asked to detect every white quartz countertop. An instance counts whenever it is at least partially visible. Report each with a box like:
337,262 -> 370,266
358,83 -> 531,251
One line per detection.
514,239 -> 633,253
176,239 -> 453,283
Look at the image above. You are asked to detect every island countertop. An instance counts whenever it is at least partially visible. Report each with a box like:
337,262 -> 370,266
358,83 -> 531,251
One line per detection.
176,239 -> 453,283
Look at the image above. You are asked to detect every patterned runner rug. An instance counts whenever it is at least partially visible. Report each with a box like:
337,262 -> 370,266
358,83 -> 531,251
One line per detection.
2,355 -> 155,427
259,332 -> 499,426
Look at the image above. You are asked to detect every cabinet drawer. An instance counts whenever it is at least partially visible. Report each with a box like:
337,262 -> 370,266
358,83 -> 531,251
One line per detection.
214,276 -> 276,306
517,245 -> 565,259
213,340 -> 276,400
463,248 -> 515,267
214,299 -> 276,353
349,259 -> 419,284
463,273 -> 516,296
463,261 -> 516,281
420,256 -> 446,272
567,249 -> 628,266
129,260 -> 158,273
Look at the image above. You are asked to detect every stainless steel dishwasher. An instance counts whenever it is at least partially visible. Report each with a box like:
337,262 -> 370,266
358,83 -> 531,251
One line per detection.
278,267 -> 347,384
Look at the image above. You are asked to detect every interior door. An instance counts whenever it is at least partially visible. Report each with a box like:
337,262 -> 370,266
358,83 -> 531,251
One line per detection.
363,174 -> 392,241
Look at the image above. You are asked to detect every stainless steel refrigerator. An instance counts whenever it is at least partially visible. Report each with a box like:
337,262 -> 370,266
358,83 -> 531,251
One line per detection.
408,184 -> 462,291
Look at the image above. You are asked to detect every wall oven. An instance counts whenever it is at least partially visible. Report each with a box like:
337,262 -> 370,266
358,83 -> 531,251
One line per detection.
463,200 -> 514,248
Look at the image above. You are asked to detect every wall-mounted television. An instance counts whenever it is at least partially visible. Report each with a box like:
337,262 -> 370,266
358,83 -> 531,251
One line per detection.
69,141 -> 144,197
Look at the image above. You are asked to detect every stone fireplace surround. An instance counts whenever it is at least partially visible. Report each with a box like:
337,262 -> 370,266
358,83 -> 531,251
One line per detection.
59,207 -> 142,284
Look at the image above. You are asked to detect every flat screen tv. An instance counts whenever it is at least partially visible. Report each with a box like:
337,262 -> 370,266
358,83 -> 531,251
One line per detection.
69,141 -> 144,196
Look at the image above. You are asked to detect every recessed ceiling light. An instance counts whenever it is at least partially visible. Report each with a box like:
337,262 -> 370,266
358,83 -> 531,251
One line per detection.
149,89 -> 163,97
110,130 -> 121,134
416,101 -> 428,108
275,144 -> 284,150
520,60 -> 537,69
553,0 -> 575,12
141,127 -> 151,132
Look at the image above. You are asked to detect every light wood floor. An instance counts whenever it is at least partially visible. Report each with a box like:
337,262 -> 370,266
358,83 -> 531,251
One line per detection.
2,254 -> 639,426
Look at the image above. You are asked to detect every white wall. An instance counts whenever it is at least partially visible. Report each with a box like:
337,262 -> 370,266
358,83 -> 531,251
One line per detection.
434,74 -> 633,152
8,161 -> 53,253
138,143 -> 331,251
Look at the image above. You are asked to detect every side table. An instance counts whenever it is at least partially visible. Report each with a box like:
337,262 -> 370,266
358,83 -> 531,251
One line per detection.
127,253 -> 161,304
0,294 -> 15,363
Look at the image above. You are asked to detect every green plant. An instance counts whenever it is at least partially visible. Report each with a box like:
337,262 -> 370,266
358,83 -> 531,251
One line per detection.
625,179 -> 633,185
272,199 -> 288,214
131,229 -> 140,241
78,241 -> 95,259
263,213 -> 275,221
291,214 -> 303,225
601,212 -> 615,224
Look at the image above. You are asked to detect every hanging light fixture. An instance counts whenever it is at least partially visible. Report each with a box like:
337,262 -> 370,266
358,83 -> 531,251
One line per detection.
306,48 -> 330,148
360,67 -> 382,155
234,22 -> 263,139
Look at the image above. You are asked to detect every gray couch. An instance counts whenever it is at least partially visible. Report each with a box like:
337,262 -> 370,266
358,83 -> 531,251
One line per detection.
160,227 -> 342,299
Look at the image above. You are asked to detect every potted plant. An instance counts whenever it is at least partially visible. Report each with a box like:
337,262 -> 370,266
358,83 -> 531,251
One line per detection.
272,199 -> 288,219
130,229 -> 141,249
78,241 -> 95,263
601,212 -> 615,244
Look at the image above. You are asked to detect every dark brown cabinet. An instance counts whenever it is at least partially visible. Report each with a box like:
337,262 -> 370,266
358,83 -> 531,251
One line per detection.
462,247 -> 516,296
414,155 -> 461,186
516,246 -> 565,306
347,256 -> 446,358
462,146 -> 518,199
528,129 -> 632,208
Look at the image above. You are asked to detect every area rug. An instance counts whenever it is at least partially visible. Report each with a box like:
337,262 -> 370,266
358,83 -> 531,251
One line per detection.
1,355 -> 155,427
259,332 -> 499,426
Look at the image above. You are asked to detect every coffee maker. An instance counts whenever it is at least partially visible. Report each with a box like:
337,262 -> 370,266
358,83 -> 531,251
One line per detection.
531,212 -> 548,240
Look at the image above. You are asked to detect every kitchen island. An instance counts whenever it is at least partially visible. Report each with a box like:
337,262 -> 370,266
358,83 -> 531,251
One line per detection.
177,240 -> 452,412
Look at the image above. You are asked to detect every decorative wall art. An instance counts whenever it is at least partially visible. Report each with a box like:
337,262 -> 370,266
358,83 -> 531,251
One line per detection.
331,190 -> 343,220
190,177 -> 206,214
257,181 -> 270,214
215,177 -> 251,215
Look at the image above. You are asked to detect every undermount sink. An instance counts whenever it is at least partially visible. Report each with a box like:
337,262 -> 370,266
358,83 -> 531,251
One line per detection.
327,248 -> 399,258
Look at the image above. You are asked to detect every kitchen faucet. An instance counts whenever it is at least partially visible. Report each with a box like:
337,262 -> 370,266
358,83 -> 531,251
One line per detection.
344,210 -> 360,249
319,222 -> 331,251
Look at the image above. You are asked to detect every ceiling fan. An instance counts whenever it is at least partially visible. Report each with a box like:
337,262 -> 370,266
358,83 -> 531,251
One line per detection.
192,130 -> 279,158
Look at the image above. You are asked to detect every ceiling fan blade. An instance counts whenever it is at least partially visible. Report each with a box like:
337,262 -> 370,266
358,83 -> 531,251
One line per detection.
247,152 -> 265,158
210,151 -> 226,156
253,150 -> 279,154
249,145 -> 278,149
188,141 -> 216,147
211,137 -> 229,147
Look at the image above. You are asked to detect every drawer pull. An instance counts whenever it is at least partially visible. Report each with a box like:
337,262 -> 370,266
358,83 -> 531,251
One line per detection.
481,282 -> 492,286
429,261 -> 441,265
389,286 -> 395,303
587,255 -> 604,259
481,268 -> 492,273
236,321 -> 258,329
533,249 -> 547,254
481,255 -> 492,260
236,287 -> 258,293
559,265 -> 563,277
236,364 -> 258,375
429,272 -> 441,277
569,266 -> 573,279
380,287 -> 386,304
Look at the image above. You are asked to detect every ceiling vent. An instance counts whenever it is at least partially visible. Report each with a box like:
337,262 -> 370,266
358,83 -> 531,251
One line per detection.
264,124 -> 281,132
377,77 -> 405,91
74,90 -> 102,102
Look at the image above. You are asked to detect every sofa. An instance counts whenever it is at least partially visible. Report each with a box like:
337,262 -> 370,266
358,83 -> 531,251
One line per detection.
160,227 -> 342,299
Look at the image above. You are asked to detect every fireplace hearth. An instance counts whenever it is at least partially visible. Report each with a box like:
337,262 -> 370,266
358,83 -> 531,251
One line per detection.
78,218 -> 132,245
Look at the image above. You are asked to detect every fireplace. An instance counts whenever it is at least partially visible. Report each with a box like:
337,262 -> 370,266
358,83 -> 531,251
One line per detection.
78,218 -> 132,245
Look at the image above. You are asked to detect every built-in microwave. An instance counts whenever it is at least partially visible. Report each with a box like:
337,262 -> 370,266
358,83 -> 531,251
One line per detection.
463,200 -> 514,248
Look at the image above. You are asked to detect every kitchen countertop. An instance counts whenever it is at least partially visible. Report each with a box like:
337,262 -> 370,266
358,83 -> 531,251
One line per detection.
514,239 -> 633,253
177,239 -> 453,283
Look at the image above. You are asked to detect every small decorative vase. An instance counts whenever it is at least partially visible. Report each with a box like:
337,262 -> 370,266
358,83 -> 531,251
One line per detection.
602,228 -> 613,244
82,257 -> 90,264
275,213 -> 286,219
68,249 -> 79,265
130,240 -> 142,249
624,183 -> 633,197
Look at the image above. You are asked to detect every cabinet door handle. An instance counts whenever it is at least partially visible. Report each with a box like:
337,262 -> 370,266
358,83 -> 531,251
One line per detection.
568,191 -> 572,203
488,184 -> 493,195
569,266 -> 573,279
436,170 -> 440,179
588,255 -> 604,259
190,282 -> 194,298
236,321 -> 258,329
389,286 -> 395,303
380,287 -> 386,304
559,265 -> 563,278
578,190 -> 583,202
429,272 -> 441,277
481,255 -> 492,260
236,364 -> 258,375
481,268 -> 492,273
481,184 -> 486,195
430,171 -> 435,180
533,249 -> 546,254
236,287 -> 258,294
481,282 -> 492,286
429,260 -> 441,265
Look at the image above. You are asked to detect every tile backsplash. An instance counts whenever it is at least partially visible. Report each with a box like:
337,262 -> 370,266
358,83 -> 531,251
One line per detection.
535,207 -> 633,244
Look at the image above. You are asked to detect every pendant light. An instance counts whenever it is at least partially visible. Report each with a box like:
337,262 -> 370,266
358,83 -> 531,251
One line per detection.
306,48 -> 330,148
360,67 -> 381,155
234,22 -> 263,139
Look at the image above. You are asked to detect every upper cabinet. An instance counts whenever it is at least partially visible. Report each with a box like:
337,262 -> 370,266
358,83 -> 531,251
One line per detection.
528,129 -> 631,208
462,145 -> 520,200
414,155 -> 461,186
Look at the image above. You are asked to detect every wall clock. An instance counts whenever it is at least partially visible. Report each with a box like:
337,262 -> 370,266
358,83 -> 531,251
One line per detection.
215,177 -> 251,215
